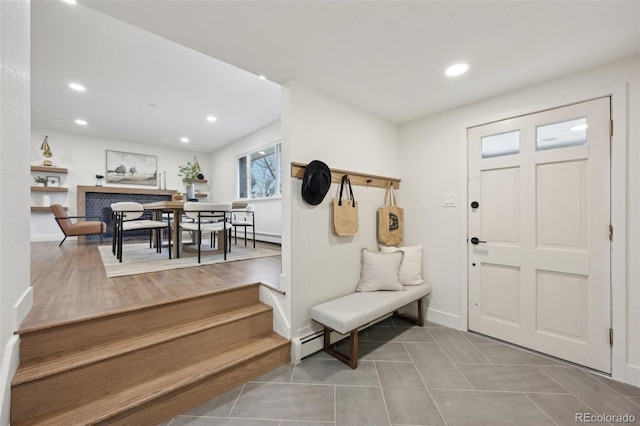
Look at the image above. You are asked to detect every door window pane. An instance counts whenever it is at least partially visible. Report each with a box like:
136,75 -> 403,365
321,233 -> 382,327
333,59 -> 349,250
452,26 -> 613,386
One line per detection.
481,130 -> 520,158
536,117 -> 587,151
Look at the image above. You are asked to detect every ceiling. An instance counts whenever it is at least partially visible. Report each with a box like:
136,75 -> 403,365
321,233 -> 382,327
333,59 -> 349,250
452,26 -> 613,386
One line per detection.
33,1 -> 640,153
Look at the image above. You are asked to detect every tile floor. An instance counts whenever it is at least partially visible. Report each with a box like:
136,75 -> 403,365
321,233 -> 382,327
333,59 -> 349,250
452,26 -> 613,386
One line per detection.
162,319 -> 640,426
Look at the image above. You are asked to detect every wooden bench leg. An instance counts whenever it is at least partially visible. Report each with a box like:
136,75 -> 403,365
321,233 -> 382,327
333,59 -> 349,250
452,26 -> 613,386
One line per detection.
392,297 -> 425,326
323,327 -> 359,369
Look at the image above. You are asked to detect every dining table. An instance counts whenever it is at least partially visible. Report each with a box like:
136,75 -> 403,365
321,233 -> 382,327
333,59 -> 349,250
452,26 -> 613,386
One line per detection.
142,200 -> 227,259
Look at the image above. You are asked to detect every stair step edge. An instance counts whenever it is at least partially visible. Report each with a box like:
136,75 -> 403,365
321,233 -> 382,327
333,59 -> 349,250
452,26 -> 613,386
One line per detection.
29,333 -> 290,426
13,302 -> 273,386
16,283 -> 261,335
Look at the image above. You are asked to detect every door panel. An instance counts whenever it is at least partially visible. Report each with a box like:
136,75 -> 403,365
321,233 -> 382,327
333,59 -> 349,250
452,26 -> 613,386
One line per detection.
468,97 -> 611,373
482,168 -> 519,243
536,161 -> 586,248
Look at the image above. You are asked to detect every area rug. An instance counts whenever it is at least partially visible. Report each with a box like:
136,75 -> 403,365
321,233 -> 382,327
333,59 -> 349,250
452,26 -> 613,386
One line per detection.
98,243 -> 280,278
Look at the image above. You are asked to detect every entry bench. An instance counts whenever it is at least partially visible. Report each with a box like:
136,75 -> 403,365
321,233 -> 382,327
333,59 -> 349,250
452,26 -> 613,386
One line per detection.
310,284 -> 431,368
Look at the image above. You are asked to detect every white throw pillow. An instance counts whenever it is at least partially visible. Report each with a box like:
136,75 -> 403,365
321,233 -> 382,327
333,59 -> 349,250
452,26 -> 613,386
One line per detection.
356,248 -> 404,292
379,244 -> 424,285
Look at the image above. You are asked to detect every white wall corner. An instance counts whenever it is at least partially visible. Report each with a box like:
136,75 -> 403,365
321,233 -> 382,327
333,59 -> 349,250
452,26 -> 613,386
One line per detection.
0,335 -> 20,426
259,285 -> 291,340
14,286 -> 33,328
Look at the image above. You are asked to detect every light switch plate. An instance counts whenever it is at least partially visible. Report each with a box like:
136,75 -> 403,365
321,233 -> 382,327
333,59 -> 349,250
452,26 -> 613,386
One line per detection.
443,193 -> 457,207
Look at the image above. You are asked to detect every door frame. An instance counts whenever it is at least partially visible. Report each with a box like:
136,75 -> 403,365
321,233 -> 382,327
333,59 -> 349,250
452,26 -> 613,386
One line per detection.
458,84 -> 627,382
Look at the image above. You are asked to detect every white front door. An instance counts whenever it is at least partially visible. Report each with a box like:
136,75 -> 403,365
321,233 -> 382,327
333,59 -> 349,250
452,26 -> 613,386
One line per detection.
468,97 -> 611,373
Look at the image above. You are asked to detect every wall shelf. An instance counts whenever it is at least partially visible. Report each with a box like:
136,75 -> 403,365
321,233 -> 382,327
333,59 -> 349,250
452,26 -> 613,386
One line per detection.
291,162 -> 400,189
31,165 -> 68,174
31,186 -> 68,192
183,178 -> 208,184
31,206 -> 67,213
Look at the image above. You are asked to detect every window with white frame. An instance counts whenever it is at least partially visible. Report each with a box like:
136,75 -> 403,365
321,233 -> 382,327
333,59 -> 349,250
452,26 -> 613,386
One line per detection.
237,142 -> 281,199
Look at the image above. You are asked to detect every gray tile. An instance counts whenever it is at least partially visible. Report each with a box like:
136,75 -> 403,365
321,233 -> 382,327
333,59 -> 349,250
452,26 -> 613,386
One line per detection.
170,418 -> 279,426
474,343 -> 563,366
292,358 -> 379,386
457,364 -> 567,392
404,342 -> 471,390
628,396 -> 640,406
372,317 -> 396,327
335,385 -> 389,426
461,331 -> 497,344
526,393 -> 611,426
376,361 -> 445,426
539,366 -> 640,420
366,325 -> 434,343
335,340 -> 411,362
587,372 -> 640,396
230,382 -> 334,422
251,363 -> 295,383
179,385 -> 243,417
280,422 -> 335,426
424,320 -> 446,328
429,328 -> 492,364
430,389 -> 555,426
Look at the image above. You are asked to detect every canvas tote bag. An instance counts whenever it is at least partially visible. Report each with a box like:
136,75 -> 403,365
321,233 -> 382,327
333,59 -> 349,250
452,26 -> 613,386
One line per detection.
377,182 -> 404,246
332,175 -> 358,236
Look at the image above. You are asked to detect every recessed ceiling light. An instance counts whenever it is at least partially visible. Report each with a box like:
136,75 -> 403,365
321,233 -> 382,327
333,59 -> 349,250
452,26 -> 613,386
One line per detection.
206,116 -> 217,122
180,137 -> 189,143
69,82 -> 85,92
259,75 -> 267,80
75,119 -> 87,126
148,103 -> 159,109
571,124 -> 588,131
445,63 -> 469,77
259,151 -> 266,155
61,0 -> 77,4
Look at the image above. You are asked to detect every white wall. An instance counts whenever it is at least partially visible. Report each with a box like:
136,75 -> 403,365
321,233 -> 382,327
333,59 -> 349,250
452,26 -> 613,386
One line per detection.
284,81 -> 400,360
0,1 -> 32,423
208,120 -> 282,243
399,55 -> 640,385
30,129 -> 207,242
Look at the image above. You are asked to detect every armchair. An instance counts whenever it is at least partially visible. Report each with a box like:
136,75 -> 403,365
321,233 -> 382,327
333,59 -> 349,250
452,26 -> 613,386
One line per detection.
50,204 -> 106,247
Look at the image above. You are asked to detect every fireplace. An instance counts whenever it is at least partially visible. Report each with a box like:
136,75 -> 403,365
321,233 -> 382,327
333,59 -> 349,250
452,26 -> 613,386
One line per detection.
77,186 -> 175,242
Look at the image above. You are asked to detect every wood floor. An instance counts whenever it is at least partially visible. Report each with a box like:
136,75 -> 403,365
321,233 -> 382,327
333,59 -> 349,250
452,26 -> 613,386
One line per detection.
23,239 -> 282,331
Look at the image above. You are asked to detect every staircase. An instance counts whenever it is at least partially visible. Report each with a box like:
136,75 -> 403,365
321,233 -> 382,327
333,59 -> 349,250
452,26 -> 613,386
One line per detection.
11,283 -> 290,425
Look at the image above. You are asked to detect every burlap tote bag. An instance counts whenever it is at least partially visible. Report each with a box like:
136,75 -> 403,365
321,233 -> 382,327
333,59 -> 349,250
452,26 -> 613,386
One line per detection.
377,182 -> 404,246
332,175 -> 358,236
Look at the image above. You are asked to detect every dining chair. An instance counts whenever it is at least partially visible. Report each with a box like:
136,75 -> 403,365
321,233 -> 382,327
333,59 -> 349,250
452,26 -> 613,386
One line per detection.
111,202 -> 171,263
50,204 -> 107,247
230,204 -> 255,248
179,202 -> 232,263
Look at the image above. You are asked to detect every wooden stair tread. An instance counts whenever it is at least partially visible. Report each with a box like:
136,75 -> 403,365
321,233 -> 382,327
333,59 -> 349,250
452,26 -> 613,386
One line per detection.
13,303 -> 272,386
30,332 -> 289,426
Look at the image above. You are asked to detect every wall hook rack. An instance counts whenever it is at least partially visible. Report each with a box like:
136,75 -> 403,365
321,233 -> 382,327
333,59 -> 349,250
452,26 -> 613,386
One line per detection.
291,162 -> 400,189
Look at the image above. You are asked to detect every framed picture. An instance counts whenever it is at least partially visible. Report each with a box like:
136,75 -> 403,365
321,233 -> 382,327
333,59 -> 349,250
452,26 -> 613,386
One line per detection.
47,176 -> 60,187
106,150 -> 158,186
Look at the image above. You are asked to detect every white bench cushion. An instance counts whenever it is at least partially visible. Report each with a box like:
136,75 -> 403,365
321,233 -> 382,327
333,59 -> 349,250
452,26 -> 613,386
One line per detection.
310,284 -> 431,335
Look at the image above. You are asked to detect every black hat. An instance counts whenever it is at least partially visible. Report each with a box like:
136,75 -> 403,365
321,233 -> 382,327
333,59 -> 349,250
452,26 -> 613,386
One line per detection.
301,160 -> 331,205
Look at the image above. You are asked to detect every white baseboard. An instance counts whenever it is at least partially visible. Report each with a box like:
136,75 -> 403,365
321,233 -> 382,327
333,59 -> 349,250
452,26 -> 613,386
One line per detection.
0,335 -> 20,425
30,234 -> 66,243
625,364 -> 640,388
426,308 -> 461,329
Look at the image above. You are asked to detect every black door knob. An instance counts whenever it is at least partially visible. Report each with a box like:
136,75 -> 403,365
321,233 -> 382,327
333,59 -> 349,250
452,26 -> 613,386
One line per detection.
470,201 -> 479,209
470,237 -> 487,245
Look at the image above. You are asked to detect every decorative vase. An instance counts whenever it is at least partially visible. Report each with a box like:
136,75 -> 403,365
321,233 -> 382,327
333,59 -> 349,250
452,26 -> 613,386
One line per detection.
186,183 -> 196,200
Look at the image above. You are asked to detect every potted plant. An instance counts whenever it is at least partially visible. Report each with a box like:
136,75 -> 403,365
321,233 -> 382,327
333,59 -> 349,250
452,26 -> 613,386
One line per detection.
34,176 -> 48,187
178,159 -> 202,199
